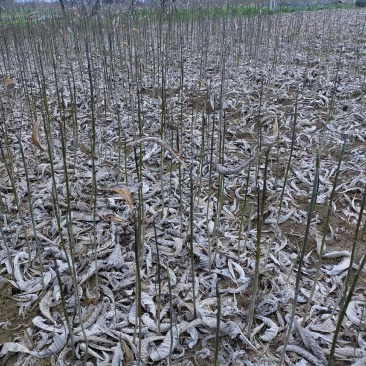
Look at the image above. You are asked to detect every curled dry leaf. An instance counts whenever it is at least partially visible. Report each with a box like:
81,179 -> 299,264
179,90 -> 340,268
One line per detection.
128,136 -> 187,169
215,152 -> 260,176
293,318 -> 327,365
36,330 -> 68,358
111,187 -> 134,210
31,116 -> 45,152
256,315 -> 279,342
276,344 -> 323,365
0,342 -> 34,356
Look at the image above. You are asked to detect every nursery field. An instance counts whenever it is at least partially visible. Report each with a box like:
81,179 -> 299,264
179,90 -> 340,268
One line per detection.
1,4 -> 366,365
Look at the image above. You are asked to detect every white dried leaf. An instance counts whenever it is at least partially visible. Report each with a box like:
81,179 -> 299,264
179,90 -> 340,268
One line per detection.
0,342 -> 34,356
256,315 -> 279,342
277,344 -> 323,365
309,318 -> 336,333
346,301 -> 366,328
36,330 -> 68,358
111,342 -> 124,366
293,318 -> 327,365
323,257 -> 351,276
149,319 -> 204,362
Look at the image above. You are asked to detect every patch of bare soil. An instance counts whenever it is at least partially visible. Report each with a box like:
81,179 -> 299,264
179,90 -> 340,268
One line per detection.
0,281 -> 18,345
0,281 -> 53,365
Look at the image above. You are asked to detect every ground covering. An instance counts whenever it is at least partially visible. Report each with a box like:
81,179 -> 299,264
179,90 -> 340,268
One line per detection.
1,5 -> 366,365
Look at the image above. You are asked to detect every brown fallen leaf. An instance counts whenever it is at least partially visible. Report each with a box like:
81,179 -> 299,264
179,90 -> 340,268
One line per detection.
121,340 -> 134,365
31,116 -> 45,152
111,187 -> 134,210
4,78 -> 12,88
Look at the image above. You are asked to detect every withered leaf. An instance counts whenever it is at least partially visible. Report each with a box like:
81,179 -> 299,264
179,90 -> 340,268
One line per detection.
31,117 -> 45,152
4,78 -> 12,88
111,187 -> 134,209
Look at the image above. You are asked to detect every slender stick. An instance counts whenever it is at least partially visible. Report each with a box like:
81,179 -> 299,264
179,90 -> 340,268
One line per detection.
329,184 -> 366,363
280,153 -> 320,364
214,282 -> 221,366
246,146 -> 270,337
153,221 -> 162,335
